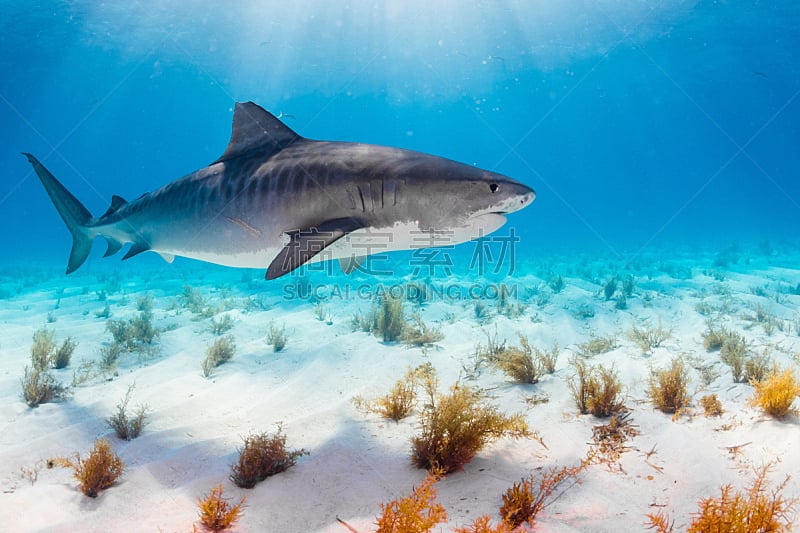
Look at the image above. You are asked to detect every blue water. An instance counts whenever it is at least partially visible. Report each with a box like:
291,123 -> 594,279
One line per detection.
1,1 -> 799,271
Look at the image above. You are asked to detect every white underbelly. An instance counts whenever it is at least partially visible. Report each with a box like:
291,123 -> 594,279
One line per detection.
155,214 -> 507,269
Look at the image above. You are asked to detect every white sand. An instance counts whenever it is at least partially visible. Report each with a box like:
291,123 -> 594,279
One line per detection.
1,249 -> 799,532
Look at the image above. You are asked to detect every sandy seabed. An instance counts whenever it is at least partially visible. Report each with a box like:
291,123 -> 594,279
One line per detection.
1,247 -> 799,532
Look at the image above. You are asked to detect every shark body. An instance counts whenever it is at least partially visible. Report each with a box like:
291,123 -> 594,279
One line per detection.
25,102 -> 535,279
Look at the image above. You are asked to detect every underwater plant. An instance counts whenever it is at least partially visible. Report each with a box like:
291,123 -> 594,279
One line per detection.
374,471 -> 447,533
181,285 -> 216,319
209,314 -> 235,335
492,335 -> 553,384
575,335 -> 618,358
313,301 -> 332,323
20,366 -> 69,407
353,365 -> 433,421
567,358 -> 625,417
99,342 -> 125,370
453,515 -> 513,533
52,337 -> 76,369
475,327 -> 508,362
547,274 -> 565,294
496,284 -> 526,318
626,319 -> 672,355
266,321 -> 288,352
499,461 -> 590,529
351,308 -> 376,332
202,335 -> 236,377
719,331 -> 748,382
411,371 -> 531,473
647,463 -> 797,533
473,300 -> 492,322
621,274 -> 635,297
106,308 -> 160,353
748,367 -> 800,419
699,394 -> 723,417
589,410 -> 639,466
50,438 -> 124,498
196,484 -> 246,532
30,328 -> 56,370
30,328 -> 77,371
401,311 -> 444,347
603,277 -> 618,300
702,322 -> 735,351
106,383 -> 149,440
648,357 -> 689,414
229,427 -> 308,489
376,293 -> 406,342
136,293 -> 153,313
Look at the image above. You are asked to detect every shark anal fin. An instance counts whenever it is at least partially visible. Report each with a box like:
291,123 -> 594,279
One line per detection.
213,102 -> 301,164
122,241 -> 150,261
103,237 -> 124,258
266,218 -> 364,280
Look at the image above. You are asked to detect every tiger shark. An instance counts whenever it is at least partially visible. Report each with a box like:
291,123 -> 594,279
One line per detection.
24,102 -> 535,279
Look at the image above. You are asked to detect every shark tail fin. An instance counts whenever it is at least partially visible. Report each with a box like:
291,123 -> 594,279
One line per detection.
23,153 -> 94,274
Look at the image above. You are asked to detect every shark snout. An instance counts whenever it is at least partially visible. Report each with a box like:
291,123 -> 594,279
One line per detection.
498,180 -> 536,214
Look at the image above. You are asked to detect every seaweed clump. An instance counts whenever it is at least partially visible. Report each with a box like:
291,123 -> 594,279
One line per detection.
748,367 -> 800,419
202,335 -> 237,377
50,438 -> 125,497
196,484 -> 246,532
105,308 -> 160,360
106,384 -> 149,440
351,295 -> 443,347
500,462 -> 589,529
411,369 -> 531,473
700,394 -> 723,417
567,358 -> 625,417
374,472 -> 447,533
21,366 -> 69,407
30,327 -> 76,370
353,364 -> 434,421
229,427 -> 308,489
648,357 -> 690,415
266,321 -> 288,352
627,319 -> 672,355
647,463 -> 797,533
493,336 -> 558,384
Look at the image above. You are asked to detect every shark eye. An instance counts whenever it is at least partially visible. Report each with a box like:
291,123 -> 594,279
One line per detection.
489,183 -> 499,193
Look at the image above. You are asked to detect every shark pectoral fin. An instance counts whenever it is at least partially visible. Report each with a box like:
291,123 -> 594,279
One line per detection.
122,241 -> 150,261
103,237 -> 124,258
339,256 -> 365,275
266,218 -> 364,280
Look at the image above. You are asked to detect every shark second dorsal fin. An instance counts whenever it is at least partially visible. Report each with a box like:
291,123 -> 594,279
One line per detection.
101,195 -> 128,218
212,102 -> 301,164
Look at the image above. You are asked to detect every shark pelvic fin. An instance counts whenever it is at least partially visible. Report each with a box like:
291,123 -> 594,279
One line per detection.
339,256 -> 365,275
23,153 -> 94,275
266,218 -> 364,280
213,102 -> 301,164
122,241 -> 150,261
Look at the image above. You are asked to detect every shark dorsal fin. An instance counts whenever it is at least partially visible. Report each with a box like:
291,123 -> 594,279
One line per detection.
212,102 -> 301,164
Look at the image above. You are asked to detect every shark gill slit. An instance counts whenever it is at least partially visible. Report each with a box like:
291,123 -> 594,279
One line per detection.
356,185 -> 366,212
